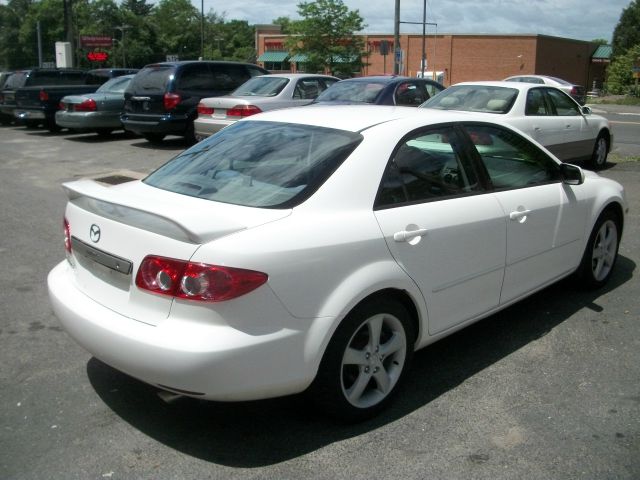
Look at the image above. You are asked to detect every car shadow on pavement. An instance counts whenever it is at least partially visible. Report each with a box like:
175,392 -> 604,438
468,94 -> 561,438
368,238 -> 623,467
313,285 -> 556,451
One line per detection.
87,255 -> 635,467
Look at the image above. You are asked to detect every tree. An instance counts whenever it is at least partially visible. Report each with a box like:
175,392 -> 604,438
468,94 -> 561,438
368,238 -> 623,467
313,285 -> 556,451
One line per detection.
606,44 -> 640,94
272,16 -> 294,34
612,0 -> 640,56
153,0 -> 201,60
287,0 -> 366,77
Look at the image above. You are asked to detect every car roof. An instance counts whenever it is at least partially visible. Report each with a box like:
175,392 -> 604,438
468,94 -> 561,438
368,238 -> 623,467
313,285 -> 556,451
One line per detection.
451,80 -> 535,90
255,73 -> 338,80
245,104 -> 501,133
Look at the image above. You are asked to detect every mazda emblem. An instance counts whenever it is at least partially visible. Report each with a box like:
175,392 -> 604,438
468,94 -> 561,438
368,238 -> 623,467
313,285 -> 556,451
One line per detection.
89,224 -> 101,243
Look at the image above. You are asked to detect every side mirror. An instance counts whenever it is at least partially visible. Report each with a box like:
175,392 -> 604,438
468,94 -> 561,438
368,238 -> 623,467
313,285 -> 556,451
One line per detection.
561,163 -> 584,185
581,106 -> 592,115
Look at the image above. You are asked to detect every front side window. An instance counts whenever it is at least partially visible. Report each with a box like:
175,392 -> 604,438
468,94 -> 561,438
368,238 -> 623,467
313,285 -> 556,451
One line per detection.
546,88 -> 580,116
145,121 -> 362,208
463,124 -> 560,190
376,127 -> 481,208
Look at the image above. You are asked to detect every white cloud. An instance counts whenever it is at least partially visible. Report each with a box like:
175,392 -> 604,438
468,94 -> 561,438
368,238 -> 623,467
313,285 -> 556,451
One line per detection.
201,0 -> 630,42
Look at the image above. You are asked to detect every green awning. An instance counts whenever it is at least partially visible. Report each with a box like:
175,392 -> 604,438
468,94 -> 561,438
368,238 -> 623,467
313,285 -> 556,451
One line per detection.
592,45 -> 612,63
290,53 -> 308,63
257,51 -> 289,62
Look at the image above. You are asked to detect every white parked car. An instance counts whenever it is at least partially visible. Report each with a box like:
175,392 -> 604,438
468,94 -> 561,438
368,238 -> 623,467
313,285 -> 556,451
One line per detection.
503,75 -> 586,105
48,105 -> 626,420
421,81 -> 611,169
194,73 -> 339,140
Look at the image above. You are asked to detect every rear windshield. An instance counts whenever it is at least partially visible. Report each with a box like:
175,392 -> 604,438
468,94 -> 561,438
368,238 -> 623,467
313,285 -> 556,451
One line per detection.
127,65 -> 174,94
96,76 -> 132,93
233,76 -> 289,96
422,85 -> 518,114
316,81 -> 385,103
144,120 -> 363,208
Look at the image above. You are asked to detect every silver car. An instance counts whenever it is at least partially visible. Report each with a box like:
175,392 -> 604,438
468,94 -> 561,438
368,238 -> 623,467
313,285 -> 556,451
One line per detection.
194,73 -> 339,140
56,75 -> 135,136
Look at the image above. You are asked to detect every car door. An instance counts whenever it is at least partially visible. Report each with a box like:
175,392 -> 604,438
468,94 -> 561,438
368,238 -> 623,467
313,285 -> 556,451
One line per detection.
374,126 -> 506,335
544,88 -> 593,161
462,123 -> 587,304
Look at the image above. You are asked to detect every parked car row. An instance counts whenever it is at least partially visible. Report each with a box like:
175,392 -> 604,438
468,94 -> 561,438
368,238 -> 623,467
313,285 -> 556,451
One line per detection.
6,62 -> 620,422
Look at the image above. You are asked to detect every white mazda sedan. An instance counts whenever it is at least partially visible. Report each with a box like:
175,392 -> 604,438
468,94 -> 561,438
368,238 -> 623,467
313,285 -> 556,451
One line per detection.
48,105 -> 626,420
421,81 -> 611,169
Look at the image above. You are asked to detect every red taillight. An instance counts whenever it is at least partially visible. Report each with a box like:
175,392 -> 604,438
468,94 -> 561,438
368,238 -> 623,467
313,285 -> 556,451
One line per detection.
226,105 -> 262,117
570,87 -> 578,95
39,90 -> 49,101
58,102 -> 65,110
74,99 -> 97,112
163,92 -> 181,111
63,218 -> 72,254
136,255 -> 268,302
197,103 -> 214,115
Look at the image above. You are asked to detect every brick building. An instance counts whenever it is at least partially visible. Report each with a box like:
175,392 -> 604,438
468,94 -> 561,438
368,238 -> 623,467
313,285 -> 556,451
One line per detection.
255,26 -> 610,90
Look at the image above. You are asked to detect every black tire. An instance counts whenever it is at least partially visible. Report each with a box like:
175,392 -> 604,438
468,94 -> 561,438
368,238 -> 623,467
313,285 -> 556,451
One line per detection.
46,118 -> 61,133
184,121 -> 196,145
310,296 -> 415,422
95,128 -> 114,137
143,133 -> 166,144
589,133 -> 609,170
576,209 -> 621,289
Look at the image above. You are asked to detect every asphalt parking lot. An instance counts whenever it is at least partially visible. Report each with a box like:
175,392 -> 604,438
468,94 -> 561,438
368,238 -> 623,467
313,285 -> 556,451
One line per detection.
0,110 -> 639,479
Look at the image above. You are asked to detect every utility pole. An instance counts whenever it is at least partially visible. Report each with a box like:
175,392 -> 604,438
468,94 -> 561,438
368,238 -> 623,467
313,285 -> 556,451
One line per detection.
394,0 -> 400,74
63,0 -> 74,66
200,0 -> 204,59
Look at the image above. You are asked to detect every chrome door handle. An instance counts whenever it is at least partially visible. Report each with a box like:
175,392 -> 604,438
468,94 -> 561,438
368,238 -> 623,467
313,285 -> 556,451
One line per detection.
394,228 -> 428,242
509,209 -> 532,221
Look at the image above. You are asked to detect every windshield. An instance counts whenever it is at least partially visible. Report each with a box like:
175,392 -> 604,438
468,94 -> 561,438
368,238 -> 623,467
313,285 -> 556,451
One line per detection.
422,85 -> 518,114
144,120 -> 363,208
316,81 -> 385,103
233,76 -> 289,96
97,76 -> 132,93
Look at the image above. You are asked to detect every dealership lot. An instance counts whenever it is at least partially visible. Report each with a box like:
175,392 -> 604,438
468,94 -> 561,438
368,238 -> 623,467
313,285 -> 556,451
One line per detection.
1,111 -> 639,478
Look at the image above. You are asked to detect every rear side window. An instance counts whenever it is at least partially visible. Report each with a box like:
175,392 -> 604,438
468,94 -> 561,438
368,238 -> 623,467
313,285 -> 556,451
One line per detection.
127,66 -> 174,94
209,65 -> 254,92
145,120 -> 363,208
176,63 -> 213,91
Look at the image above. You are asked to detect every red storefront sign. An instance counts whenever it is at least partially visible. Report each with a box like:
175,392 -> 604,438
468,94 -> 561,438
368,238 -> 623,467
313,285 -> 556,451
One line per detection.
81,35 -> 113,48
87,51 -> 109,62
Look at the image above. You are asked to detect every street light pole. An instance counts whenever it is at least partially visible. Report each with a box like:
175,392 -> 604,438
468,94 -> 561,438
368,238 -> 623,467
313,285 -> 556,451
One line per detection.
115,25 -> 131,67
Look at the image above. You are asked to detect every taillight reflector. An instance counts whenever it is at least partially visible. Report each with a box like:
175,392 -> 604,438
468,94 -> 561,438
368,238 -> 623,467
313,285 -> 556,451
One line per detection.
63,218 -> 72,254
163,92 -> 181,111
136,255 -> 268,302
39,90 -> 49,102
197,103 -> 214,115
74,99 -> 97,112
226,105 -> 262,117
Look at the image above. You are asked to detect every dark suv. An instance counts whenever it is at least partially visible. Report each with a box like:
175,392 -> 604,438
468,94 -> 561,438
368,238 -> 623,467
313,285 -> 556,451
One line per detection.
121,61 -> 269,144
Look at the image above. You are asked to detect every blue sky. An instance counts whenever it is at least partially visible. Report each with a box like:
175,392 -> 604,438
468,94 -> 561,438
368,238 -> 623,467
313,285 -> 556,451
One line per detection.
199,0 -> 631,42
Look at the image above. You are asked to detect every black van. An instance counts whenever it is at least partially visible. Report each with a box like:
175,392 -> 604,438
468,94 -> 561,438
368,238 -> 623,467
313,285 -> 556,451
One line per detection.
121,61 -> 269,144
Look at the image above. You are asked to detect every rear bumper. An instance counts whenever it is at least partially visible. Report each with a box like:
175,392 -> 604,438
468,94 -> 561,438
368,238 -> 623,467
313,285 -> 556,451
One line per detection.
56,111 -> 122,130
14,108 -> 46,121
194,117 -> 235,139
120,112 -> 189,136
48,261 -> 321,401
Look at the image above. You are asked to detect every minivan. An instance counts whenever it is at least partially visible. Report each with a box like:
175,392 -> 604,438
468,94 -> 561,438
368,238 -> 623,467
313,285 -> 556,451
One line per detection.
121,61 -> 269,144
